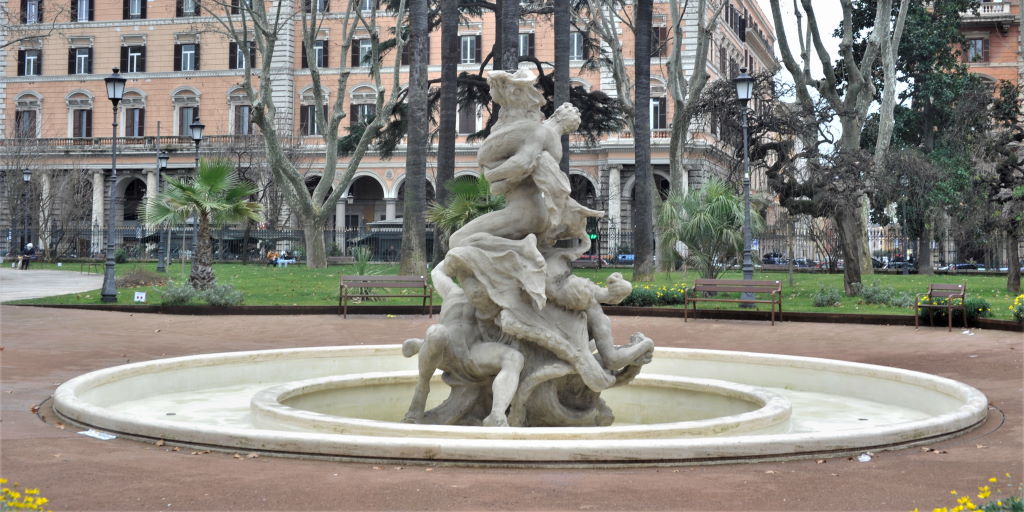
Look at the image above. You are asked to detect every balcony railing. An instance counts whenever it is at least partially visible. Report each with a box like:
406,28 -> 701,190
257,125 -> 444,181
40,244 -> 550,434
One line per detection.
979,2 -> 1011,15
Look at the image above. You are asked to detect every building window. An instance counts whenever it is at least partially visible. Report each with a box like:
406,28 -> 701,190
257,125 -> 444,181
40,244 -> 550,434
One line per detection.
651,26 -> 667,57
72,109 -> 92,138
457,102 -> 476,134
303,40 -> 328,68
23,0 -> 42,23
299,104 -> 326,135
121,46 -> 146,73
352,38 -> 372,67
125,107 -> 145,137
124,0 -> 146,19
349,103 -> 375,127
69,47 -> 92,74
72,0 -> 93,21
177,106 -> 198,136
518,33 -> 534,58
304,0 -> 329,12
651,97 -> 667,130
460,35 -> 480,64
964,38 -> 989,62
229,41 -> 255,69
15,110 -> 37,138
233,105 -> 253,135
175,43 -> 200,71
176,0 -> 200,17
359,0 -> 374,11
18,49 -> 42,76
570,32 -> 586,61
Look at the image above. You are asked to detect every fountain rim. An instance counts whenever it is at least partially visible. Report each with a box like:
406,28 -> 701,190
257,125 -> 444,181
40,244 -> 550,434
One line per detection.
52,345 -> 989,465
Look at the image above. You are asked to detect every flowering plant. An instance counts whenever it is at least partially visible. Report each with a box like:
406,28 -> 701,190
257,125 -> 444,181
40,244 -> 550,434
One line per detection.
1010,294 -> 1024,323
1,478 -> 51,511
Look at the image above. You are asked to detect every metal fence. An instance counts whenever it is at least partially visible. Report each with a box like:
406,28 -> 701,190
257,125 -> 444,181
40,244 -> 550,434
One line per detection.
3,223 -> 1017,270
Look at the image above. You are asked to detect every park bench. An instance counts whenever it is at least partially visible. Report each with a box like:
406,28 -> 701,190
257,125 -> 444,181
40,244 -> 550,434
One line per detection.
915,283 -> 967,332
326,256 -> 355,265
339,274 -> 433,318
684,278 -> 783,325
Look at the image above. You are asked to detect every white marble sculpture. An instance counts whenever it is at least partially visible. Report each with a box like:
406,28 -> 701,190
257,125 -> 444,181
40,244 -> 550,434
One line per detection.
402,69 -> 654,427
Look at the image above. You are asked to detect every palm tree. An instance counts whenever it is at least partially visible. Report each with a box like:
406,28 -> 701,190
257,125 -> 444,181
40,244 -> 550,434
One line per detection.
655,178 -> 764,280
399,0 -> 429,275
426,176 -> 505,237
144,159 -> 263,290
632,0 -> 655,282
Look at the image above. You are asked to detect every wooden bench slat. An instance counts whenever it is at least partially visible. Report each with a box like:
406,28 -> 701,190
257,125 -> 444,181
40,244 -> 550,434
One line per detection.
915,283 -> 967,332
339,275 -> 432,318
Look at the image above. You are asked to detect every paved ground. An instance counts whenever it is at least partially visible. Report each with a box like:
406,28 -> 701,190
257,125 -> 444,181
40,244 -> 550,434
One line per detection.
0,267 -> 103,302
1,305 -> 1021,511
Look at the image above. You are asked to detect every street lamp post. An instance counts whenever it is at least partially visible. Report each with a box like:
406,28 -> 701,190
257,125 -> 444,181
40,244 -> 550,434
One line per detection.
101,68 -> 127,303
189,118 -> 204,256
734,68 -> 755,305
22,169 -> 31,251
155,150 -> 169,272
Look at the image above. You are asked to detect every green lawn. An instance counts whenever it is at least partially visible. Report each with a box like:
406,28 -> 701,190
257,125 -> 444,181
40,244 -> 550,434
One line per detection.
9,261 -> 1021,320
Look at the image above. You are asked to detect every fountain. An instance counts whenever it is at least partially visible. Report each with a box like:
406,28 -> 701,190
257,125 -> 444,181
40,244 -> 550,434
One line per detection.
51,71 -> 987,465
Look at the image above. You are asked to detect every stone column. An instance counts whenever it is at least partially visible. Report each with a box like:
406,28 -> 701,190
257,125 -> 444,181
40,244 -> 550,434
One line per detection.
385,198 -> 397,221
145,169 -> 157,201
91,169 -> 105,256
606,165 -> 622,246
335,197 -> 347,254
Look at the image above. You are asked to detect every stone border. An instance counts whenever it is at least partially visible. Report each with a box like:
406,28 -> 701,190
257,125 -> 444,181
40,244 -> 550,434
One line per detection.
16,303 -> 1024,332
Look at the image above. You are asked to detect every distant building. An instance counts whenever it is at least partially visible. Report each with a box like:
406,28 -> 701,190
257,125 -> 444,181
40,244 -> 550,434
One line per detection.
1,0 -> 776,259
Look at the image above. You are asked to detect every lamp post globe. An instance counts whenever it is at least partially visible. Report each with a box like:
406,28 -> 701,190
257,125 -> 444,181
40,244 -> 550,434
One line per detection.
190,118 -> 205,168
22,169 -> 31,251
734,68 -> 755,304
100,68 -> 126,303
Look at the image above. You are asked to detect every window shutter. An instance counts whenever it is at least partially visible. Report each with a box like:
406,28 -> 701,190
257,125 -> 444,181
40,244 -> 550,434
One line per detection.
351,41 -> 359,67
120,46 -> 128,70
70,0 -> 77,21
85,110 -> 93,138
137,109 -> 145,136
322,43 -> 329,67
349,104 -> 357,126
88,0 -> 93,20
174,44 -> 182,71
301,44 -> 308,68
228,42 -> 238,69
68,47 -> 76,73
18,50 -> 25,75
21,0 -> 27,22
194,44 -> 201,70
528,33 -> 535,57
140,0 -> 146,18
139,47 -> 146,72
123,0 -> 129,18
475,35 -> 481,63
249,43 -> 256,67
86,48 -> 93,73
231,0 -> 239,14
401,41 -> 409,66
175,0 -> 183,16
37,51 -> 43,75
300,105 -> 309,134
982,38 -> 990,61
658,98 -> 666,129
39,0 -> 44,20
193,0 -> 200,15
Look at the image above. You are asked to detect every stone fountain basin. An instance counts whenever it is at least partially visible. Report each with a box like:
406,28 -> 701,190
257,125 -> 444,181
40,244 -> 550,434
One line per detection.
52,346 -> 988,465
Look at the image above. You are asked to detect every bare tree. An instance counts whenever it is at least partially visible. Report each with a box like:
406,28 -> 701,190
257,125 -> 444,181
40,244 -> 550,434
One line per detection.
768,0 -> 909,295
1,1 -> 68,50
201,0 -> 409,267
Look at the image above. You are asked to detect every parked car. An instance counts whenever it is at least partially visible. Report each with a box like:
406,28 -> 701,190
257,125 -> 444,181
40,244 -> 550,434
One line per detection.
793,258 -> 818,268
884,261 -> 917,273
938,263 -> 985,271
761,252 -> 788,265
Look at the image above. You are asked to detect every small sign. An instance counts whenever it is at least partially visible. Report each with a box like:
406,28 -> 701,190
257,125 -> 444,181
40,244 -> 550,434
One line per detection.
78,429 -> 117,440
752,239 -> 760,250
57,262 -> 63,267
134,291 -> 147,303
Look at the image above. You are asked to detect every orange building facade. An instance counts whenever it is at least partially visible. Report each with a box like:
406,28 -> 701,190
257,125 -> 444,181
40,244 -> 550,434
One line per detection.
959,0 -> 1022,87
1,0 -> 776,258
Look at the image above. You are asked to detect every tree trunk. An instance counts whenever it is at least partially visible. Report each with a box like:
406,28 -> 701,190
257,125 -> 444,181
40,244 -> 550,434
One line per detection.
433,0 -> 458,265
189,212 -> 216,290
918,221 -> 934,275
1008,228 -> 1021,294
631,0 -> 655,282
401,0 -> 429,275
835,206 -> 865,296
499,0 -> 519,71
303,220 -> 327,268
554,0 -> 570,175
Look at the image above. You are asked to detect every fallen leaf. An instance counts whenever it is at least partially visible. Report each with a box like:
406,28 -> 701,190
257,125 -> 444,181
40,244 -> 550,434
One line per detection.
424,468 -> 433,472
373,466 -> 382,470
246,453 -> 259,459
155,439 -> 165,447
764,470 -> 776,474
816,459 -> 826,464
233,453 -> 242,459
30,405 -> 39,414
172,447 -> 181,452
55,422 -> 65,430
976,444 -> 988,449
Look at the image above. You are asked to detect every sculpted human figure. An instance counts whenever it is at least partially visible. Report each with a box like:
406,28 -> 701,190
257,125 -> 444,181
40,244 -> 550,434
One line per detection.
403,268 -> 524,427
448,71 -> 602,249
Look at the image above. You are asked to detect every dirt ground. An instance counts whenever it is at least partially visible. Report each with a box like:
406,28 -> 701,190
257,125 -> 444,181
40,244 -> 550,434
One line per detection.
1,305 -> 1021,511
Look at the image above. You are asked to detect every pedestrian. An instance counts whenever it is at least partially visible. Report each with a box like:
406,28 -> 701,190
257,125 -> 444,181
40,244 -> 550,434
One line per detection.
20,242 -> 35,270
